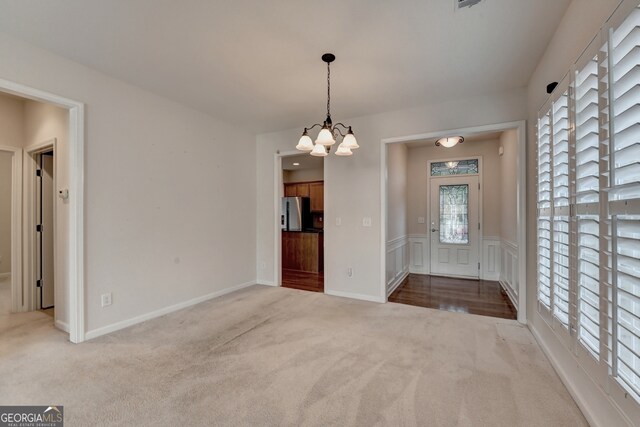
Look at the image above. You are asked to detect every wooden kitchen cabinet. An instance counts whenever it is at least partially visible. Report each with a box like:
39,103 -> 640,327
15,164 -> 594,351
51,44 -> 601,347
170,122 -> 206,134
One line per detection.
295,183 -> 310,197
283,181 -> 323,212
282,231 -> 324,273
309,182 -> 324,212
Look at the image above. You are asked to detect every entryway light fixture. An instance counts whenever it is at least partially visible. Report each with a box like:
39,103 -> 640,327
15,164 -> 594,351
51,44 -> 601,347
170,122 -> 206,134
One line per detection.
296,53 -> 359,157
435,136 -> 464,148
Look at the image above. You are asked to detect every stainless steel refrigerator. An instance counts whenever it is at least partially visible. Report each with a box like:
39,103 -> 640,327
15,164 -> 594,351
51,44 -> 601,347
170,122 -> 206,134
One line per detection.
281,197 -> 310,231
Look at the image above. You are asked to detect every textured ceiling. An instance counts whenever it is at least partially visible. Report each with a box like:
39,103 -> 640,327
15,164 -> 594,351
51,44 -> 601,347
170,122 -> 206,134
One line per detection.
0,0 -> 571,133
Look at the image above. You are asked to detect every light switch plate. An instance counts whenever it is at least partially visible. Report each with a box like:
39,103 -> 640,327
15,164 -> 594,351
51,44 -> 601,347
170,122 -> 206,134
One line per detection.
362,217 -> 372,227
418,217 -> 425,224
336,217 -> 342,226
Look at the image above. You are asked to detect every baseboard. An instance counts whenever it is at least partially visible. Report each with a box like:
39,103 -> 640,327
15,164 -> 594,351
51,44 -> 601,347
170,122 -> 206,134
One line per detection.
499,279 -> 518,308
387,269 -> 409,297
529,321 -> 635,427
0,272 -> 10,279
55,319 -> 69,333
325,289 -> 385,304
257,280 -> 276,286
409,267 -> 429,275
482,272 -> 501,281
84,281 -> 257,340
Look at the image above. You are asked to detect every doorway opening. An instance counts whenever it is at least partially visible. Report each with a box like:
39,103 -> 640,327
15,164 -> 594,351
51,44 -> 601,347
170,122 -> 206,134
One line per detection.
382,122 -> 526,322
35,150 -> 55,315
279,153 -> 324,293
0,79 -> 85,342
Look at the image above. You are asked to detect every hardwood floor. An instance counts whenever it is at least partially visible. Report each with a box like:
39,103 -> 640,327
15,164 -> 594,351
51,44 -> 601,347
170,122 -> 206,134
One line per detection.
282,269 -> 324,293
389,274 -> 517,320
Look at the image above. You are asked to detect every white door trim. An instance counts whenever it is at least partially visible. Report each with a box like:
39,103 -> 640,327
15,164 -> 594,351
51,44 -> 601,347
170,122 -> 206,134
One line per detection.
380,120 -> 527,323
0,78 -> 86,343
0,145 -> 23,313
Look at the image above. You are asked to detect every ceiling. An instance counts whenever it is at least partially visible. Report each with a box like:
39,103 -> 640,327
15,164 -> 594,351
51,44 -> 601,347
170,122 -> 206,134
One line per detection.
0,0 -> 571,133
282,154 -> 324,171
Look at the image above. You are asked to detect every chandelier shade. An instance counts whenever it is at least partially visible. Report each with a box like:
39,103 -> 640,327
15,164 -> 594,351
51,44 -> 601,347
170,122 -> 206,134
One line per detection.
310,143 -> 328,157
295,53 -> 359,157
296,132 -> 314,151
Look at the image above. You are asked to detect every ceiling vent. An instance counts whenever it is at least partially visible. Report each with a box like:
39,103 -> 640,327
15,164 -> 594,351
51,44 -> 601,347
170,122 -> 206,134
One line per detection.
457,0 -> 483,9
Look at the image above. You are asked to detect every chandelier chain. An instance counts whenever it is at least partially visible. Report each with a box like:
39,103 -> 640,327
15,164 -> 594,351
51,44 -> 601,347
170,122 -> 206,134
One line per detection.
327,62 -> 331,119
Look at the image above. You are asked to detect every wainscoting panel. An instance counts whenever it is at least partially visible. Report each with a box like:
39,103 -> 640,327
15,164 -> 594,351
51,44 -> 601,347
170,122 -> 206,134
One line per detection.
499,240 -> 518,308
481,237 -> 501,281
408,234 -> 429,275
386,236 -> 409,296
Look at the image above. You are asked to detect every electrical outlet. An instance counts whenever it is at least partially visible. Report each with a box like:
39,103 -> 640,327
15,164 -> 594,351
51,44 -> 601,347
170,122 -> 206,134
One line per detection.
101,293 -> 112,307
347,267 -> 353,278
336,217 -> 342,226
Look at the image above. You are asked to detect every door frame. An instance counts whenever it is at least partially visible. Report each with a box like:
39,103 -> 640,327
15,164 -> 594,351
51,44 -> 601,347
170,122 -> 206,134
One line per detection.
380,120 -> 527,323
0,78 -> 85,343
24,140 -> 57,313
272,150 -> 325,291
427,158 -> 482,279
0,145 -> 23,314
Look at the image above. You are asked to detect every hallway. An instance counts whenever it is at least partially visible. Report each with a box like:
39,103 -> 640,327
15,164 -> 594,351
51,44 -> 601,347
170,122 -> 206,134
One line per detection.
389,274 -> 517,320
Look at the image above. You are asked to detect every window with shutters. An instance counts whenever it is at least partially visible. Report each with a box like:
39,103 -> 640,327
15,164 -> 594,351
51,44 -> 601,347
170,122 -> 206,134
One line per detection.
610,4 -> 640,399
552,92 -> 571,328
535,0 -> 640,409
575,54 -> 601,358
537,111 -> 552,309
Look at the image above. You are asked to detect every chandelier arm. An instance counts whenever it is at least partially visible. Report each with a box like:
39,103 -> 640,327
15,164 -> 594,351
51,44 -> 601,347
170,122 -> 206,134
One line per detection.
332,123 -> 351,130
332,128 -> 346,138
304,123 -> 323,132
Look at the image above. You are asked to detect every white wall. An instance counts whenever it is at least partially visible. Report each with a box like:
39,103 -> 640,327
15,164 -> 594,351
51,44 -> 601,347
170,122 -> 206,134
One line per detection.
283,168 -> 323,183
385,143 -> 409,294
0,33 -> 257,335
0,93 -> 24,275
387,143 -> 407,242
257,88 -> 527,300
498,129 -> 518,244
0,93 -> 24,148
0,152 -> 11,275
526,1 -> 636,426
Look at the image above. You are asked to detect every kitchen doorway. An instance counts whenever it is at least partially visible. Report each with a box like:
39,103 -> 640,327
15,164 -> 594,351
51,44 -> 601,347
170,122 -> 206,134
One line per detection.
279,153 -> 324,292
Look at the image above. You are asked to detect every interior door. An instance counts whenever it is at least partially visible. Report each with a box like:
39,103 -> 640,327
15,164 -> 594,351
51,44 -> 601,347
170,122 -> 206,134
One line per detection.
37,152 -> 55,309
429,175 -> 480,278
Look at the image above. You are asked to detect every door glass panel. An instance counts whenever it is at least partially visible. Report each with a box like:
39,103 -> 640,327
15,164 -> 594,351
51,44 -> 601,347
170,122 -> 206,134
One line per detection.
431,159 -> 479,176
439,184 -> 469,244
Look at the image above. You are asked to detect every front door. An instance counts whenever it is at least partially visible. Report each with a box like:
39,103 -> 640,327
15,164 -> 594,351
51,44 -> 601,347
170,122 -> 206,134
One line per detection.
429,175 -> 480,278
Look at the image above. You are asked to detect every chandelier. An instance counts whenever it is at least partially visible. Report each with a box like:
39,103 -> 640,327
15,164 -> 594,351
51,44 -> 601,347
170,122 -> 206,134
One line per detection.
296,53 -> 359,157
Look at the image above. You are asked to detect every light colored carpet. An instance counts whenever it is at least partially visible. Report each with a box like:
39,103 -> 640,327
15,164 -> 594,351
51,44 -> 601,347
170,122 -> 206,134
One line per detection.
0,285 -> 586,426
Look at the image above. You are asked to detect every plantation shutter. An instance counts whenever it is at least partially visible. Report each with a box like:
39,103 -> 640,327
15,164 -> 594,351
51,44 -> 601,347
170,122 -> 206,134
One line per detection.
610,3 -> 640,399
552,92 -> 571,328
575,54 -> 601,358
537,110 -> 553,309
